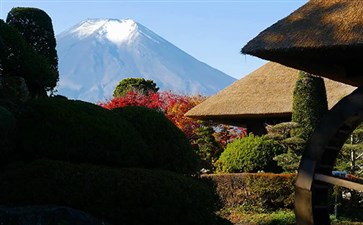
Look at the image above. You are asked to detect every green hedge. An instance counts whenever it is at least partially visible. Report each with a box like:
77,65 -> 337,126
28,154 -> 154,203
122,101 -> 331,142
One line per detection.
14,98 -> 151,168
202,173 -> 296,211
244,173 -> 295,211
112,106 -> 198,174
216,134 -> 286,173
0,159 -> 230,225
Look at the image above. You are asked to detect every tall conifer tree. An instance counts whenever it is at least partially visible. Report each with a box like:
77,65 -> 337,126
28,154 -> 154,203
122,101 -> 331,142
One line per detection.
292,71 -> 328,141
6,7 -> 58,95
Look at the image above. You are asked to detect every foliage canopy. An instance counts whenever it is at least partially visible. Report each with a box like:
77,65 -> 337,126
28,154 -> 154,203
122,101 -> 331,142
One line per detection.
113,78 -> 159,97
6,7 -> 59,95
0,19 -> 55,96
193,125 -> 223,171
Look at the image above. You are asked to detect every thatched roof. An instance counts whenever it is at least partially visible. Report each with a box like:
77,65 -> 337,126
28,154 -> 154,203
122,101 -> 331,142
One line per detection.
185,62 -> 355,125
241,0 -> 363,86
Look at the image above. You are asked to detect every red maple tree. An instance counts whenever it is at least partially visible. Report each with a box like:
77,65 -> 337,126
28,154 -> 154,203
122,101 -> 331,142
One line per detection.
100,90 -> 245,146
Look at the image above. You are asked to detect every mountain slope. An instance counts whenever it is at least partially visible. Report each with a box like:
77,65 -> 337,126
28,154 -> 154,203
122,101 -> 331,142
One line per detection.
56,18 -> 236,102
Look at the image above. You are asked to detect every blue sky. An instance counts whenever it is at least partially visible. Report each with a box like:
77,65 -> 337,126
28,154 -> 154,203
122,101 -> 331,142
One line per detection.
1,0 -> 307,79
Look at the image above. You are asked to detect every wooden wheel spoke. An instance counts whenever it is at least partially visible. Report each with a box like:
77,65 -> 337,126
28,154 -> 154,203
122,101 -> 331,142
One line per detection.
315,173 -> 363,192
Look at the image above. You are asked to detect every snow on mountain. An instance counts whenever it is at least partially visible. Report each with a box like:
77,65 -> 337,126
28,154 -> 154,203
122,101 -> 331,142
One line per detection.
56,18 -> 236,103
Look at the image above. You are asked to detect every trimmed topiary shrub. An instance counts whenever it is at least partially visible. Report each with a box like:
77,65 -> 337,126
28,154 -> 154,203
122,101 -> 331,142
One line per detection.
216,134 -> 286,173
7,7 -> 59,96
13,98 -> 151,168
291,71 -> 328,141
0,106 -> 16,164
0,159 -> 229,225
112,106 -> 198,174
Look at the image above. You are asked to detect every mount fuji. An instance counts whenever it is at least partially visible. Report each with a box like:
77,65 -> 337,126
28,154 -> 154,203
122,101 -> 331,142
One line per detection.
56,18 -> 236,102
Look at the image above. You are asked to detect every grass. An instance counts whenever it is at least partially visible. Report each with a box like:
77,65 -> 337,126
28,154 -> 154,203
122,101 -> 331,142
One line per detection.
218,208 -> 363,225
218,207 -> 295,225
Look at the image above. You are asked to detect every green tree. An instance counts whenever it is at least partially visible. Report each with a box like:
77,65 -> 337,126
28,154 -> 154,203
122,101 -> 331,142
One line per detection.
291,71 -> 328,141
334,125 -> 363,219
192,125 -> 223,172
113,78 -> 159,97
266,122 -> 305,172
6,7 -> 58,95
0,19 -> 54,99
270,71 -> 328,172
338,124 -> 363,174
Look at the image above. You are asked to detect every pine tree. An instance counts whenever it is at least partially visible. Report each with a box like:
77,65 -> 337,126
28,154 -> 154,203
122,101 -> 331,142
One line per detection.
270,71 -> 328,172
192,125 -> 223,172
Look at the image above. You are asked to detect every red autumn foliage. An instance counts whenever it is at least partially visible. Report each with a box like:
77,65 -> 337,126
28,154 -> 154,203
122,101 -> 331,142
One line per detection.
99,90 -> 246,147
99,90 -> 162,110
213,125 -> 247,149
99,90 -> 205,140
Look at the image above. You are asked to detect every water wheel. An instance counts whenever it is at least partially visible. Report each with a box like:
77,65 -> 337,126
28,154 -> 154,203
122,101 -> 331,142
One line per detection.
295,87 -> 363,225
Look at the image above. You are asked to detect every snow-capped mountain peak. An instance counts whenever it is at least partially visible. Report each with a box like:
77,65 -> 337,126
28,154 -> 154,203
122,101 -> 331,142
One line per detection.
56,18 -> 236,102
69,18 -> 139,45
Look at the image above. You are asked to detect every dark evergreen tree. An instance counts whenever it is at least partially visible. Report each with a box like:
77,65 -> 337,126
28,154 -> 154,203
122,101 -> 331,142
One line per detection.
266,122 -> 305,172
6,7 -> 58,95
292,71 -> 328,141
0,19 -> 30,77
192,125 -> 223,172
0,19 -> 54,99
269,72 -> 328,172
113,78 -> 159,97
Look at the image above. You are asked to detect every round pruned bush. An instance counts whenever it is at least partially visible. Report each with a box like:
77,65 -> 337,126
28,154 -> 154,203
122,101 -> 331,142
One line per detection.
0,159 -> 230,225
13,98 -> 151,168
112,106 -> 198,174
216,134 -> 286,173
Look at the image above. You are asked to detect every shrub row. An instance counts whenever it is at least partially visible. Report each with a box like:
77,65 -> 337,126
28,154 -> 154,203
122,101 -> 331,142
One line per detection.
7,98 -> 198,174
13,98 -> 151,168
202,173 -> 296,211
0,98 -> 226,224
0,159 -> 228,225
112,106 -> 198,174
